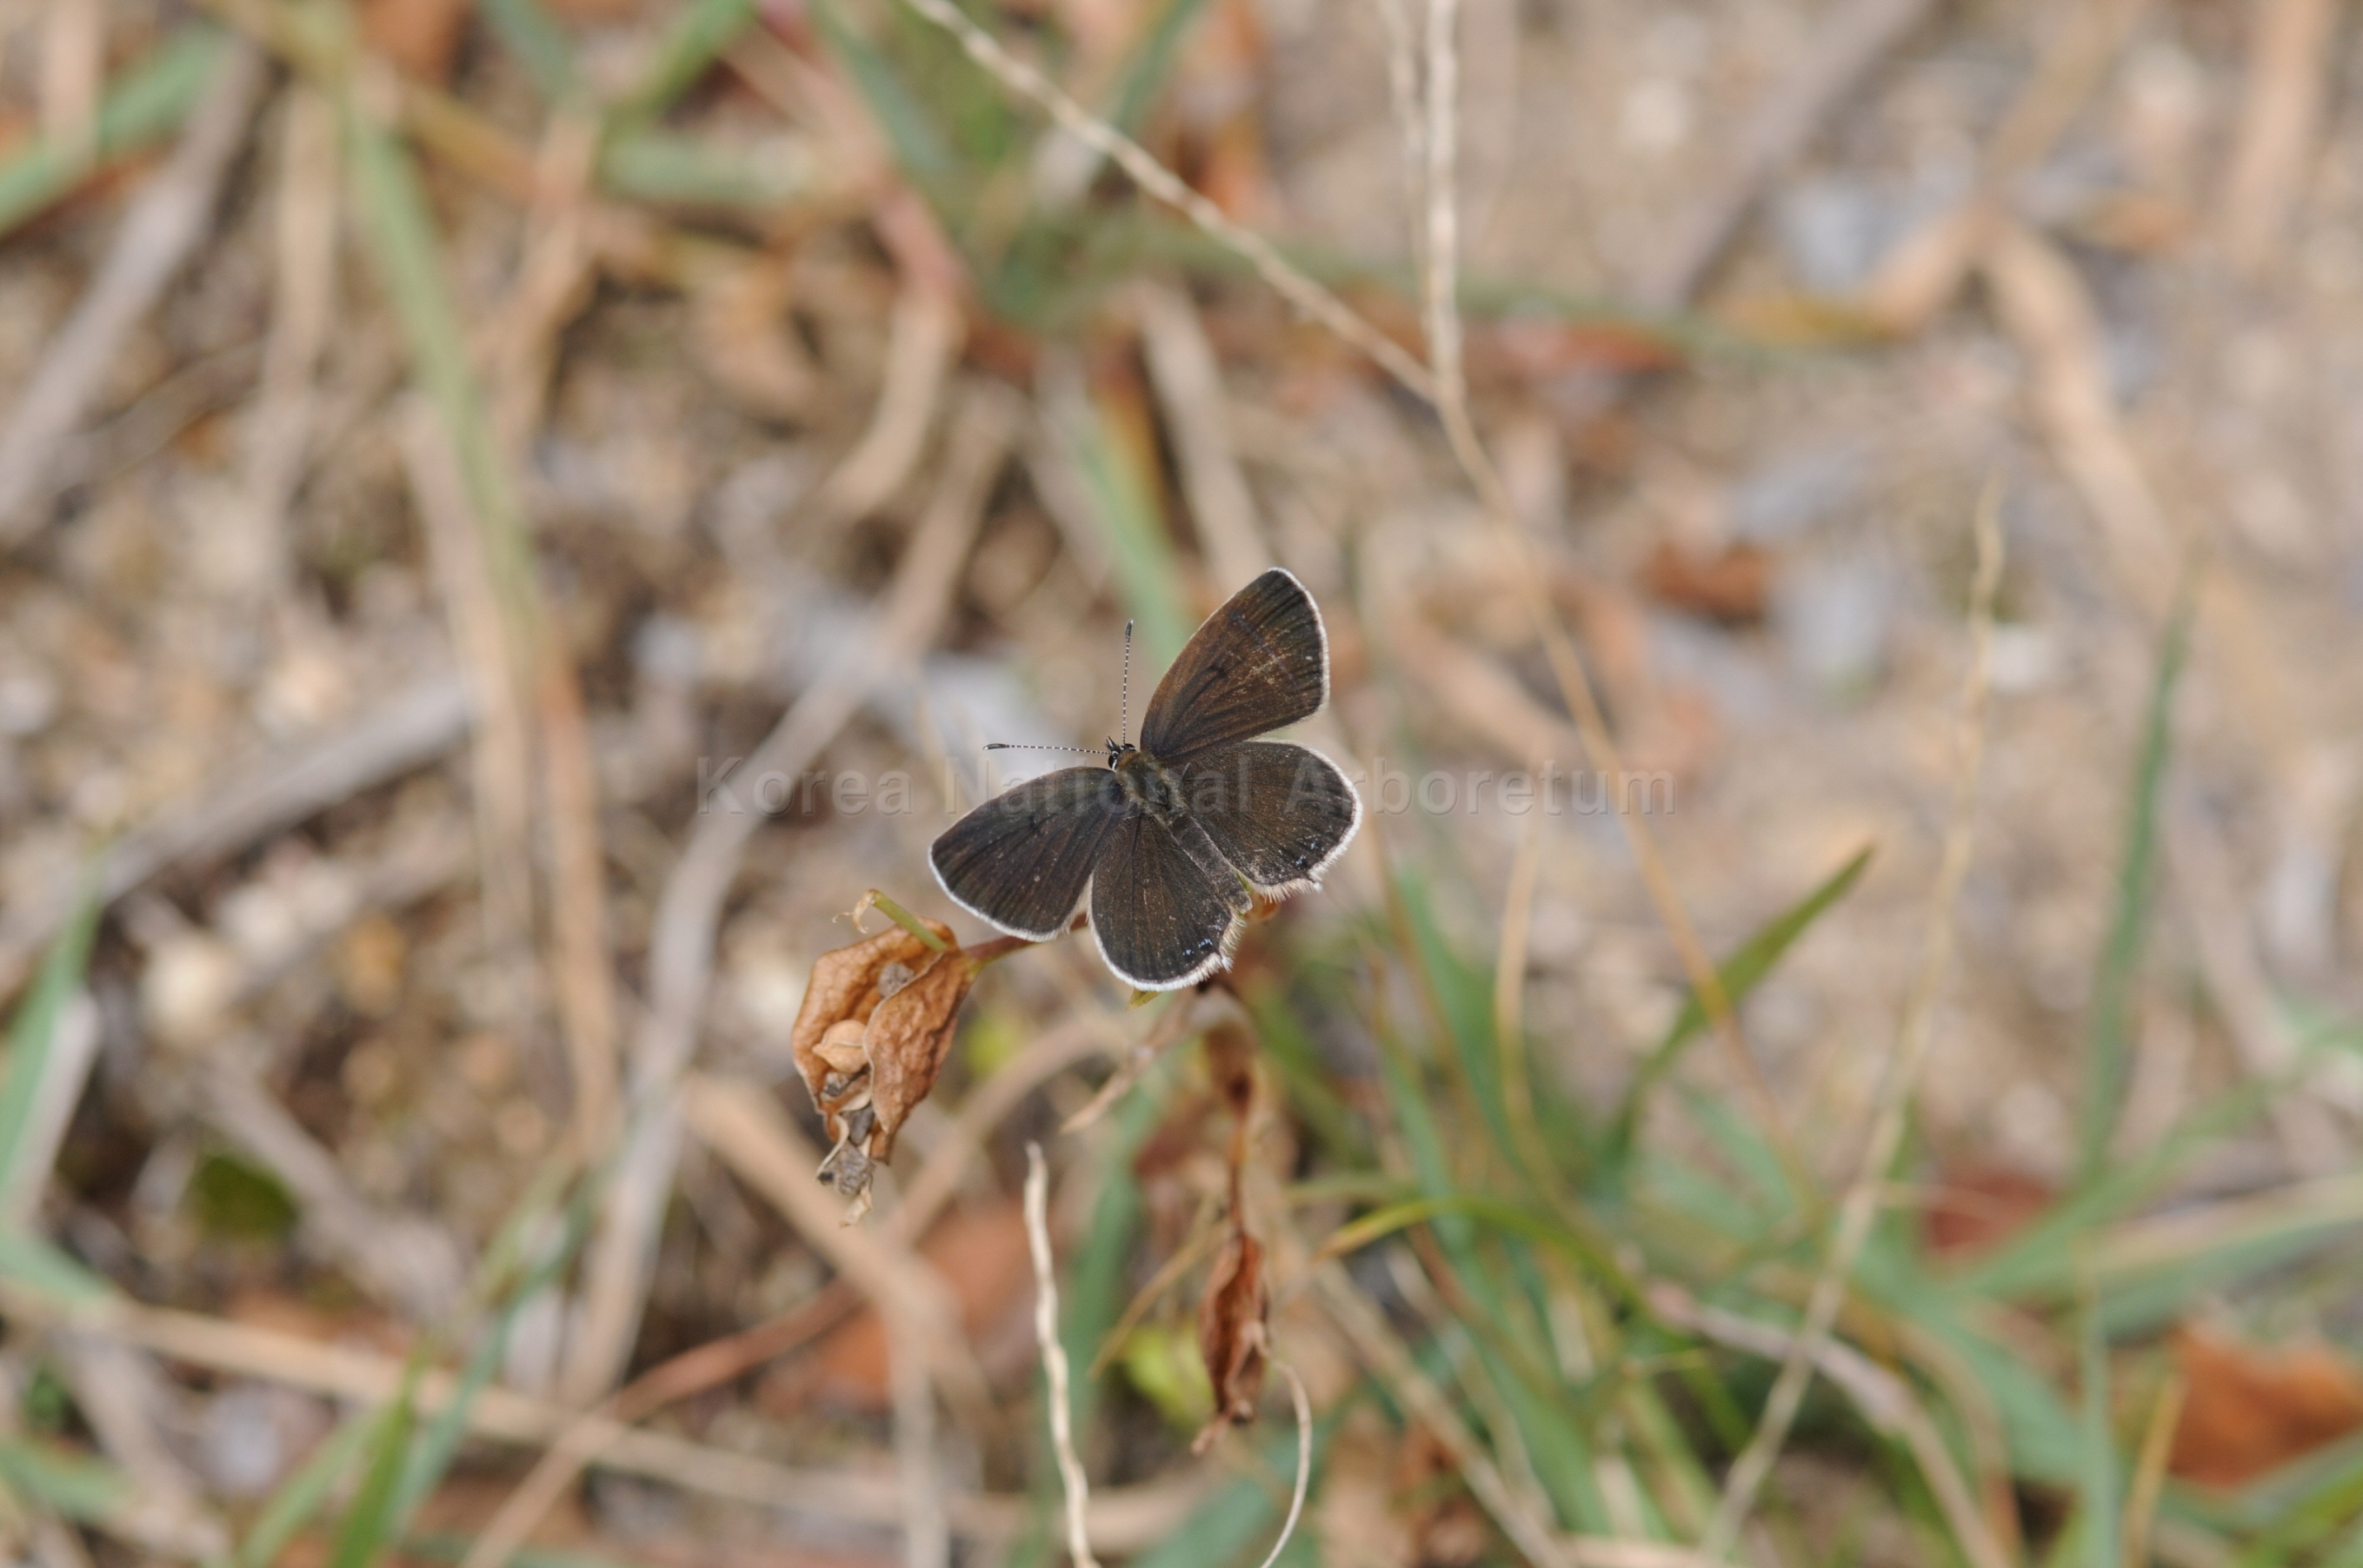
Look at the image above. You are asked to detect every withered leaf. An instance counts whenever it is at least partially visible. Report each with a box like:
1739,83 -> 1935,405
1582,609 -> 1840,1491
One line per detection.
789,920 -> 955,1119
1203,1018 -> 1256,1125
1193,1222 -> 1268,1452
2170,1325 -> 2363,1488
864,947 -> 982,1164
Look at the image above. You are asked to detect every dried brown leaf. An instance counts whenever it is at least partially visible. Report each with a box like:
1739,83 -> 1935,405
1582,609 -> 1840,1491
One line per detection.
789,921 -> 953,1115
359,0 -> 470,81
1641,538 -> 1772,624
1192,1224 -> 1268,1451
2169,1325 -> 2363,1488
864,947 -> 982,1164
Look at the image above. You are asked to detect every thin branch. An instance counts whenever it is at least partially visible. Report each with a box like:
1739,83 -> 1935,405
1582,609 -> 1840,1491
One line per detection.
1699,491 -> 2008,1567
1027,1143 -> 1100,1568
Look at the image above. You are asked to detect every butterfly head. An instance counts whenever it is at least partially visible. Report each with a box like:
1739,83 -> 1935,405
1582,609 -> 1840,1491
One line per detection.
1104,737 -> 1137,767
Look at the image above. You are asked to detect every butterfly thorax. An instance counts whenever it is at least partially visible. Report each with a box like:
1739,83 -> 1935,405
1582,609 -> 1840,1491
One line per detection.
1110,745 -> 1187,823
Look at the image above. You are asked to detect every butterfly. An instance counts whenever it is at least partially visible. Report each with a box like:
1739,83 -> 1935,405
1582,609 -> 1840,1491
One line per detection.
930,568 -> 1362,990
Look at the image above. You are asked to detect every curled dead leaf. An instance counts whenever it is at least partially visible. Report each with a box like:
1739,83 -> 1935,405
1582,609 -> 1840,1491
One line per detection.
2169,1325 -> 2363,1489
864,945 -> 982,1164
1192,1222 -> 1268,1452
789,920 -> 974,1217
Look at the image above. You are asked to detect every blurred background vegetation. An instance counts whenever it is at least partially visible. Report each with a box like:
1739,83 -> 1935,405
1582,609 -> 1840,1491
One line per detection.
3,1 -> 2363,1565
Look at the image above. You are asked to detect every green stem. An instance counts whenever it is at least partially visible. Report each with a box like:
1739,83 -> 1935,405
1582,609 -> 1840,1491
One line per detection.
862,889 -> 952,952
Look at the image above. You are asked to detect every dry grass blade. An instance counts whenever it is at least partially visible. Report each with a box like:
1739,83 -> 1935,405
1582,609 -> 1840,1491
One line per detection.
1698,493 -> 2007,1566
1027,1142 -> 1100,1568
5,1287 -> 1204,1547
1313,1263 -> 1577,1568
1648,1285 -> 2000,1568
804,285 -> 966,531
1860,0 -> 2148,331
461,1016 -> 1118,1568
678,1077 -> 979,1568
1137,284 -> 1271,591
1641,0 -> 1937,310
2222,0 -> 2337,279
890,0 -> 1436,402
0,673 -> 474,996
400,397 -> 541,998
50,1333 -> 224,1556
0,39 -> 267,539
562,366 -> 1002,1400
1248,1355 -> 1314,1568
236,82 -> 337,602
200,1051 -> 469,1321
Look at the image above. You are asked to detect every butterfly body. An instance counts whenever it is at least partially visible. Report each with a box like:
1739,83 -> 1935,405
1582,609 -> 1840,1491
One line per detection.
930,570 -> 1361,990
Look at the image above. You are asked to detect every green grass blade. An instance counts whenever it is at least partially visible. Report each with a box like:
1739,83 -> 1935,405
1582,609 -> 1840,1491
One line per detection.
329,1384 -> 418,1568
1606,847 -> 1873,1166
0,1232 -> 115,1307
808,0 -> 956,192
615,0 -> 758,119
237,1410 -> 380,1568
0,1437 -> 132,1521
0,25 -> 228,239
1100,0 -> 1215,135
596,128 -> 813,209
2078,596 -> 2192,1181
476,0 -> 582,103
0,872 -> 102,1226
2076,1279 -> 2118,1568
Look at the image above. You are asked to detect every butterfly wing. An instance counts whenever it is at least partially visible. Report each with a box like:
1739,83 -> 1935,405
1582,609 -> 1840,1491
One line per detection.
1089,814 -> 1249,990
1182,741 -> 1361,893
1139,568 -> 1328,764
930,766 -> 1128,940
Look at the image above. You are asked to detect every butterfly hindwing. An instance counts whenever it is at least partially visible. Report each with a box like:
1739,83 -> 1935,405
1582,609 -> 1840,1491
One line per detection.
930,766 -> 1129,940
1182,740 -> 1361,893
1090,814 -> 1248,990
1138,568 -> 1328,764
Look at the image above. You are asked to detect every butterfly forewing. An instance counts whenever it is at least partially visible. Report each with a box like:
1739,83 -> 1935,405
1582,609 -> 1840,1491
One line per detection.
1182,741 -> 1361,892
929,766 -> 1128,940
1090,815 -> 1245,989
1139,569 -> 1328,764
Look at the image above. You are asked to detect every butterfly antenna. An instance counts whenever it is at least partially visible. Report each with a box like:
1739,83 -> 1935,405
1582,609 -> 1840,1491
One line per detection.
1120,618 -> 1135,745
982,741 -> 1099,754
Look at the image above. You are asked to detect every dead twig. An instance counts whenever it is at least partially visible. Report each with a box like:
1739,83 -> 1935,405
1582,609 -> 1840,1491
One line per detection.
1698,496 -> 2007,1568
0,39 -> 269,540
